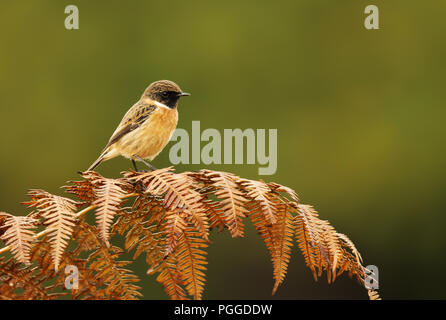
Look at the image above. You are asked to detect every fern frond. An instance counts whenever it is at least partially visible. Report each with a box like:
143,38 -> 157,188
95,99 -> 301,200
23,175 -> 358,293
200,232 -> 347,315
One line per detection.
82,172 -> 130,246
271,201 -> 295,294
63,178 -> 96,203
294,209 -> 319,280
268,182 -> 300,204
163,210 -> 187,258
156,259 -> 188,300
202,199 -> 226,232
74,221 -> 142,299
368,289 -> 381,300
175,226 -> 208,300
202,170 -> 249,237
0,256 -> 61,300
25,190 -> 78,271
295,204 -> 366,284
0,213 -> 38,265
0,168 -> 376,300
125,168 -> 209,240
242,179 -> 277,225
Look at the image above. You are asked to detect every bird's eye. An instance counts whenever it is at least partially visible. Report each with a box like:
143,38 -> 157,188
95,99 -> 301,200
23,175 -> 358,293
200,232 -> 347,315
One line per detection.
162,92 -> 169,97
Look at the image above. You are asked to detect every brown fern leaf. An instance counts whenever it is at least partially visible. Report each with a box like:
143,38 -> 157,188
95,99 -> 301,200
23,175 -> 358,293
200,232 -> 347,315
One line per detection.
295,204 -> 366,285
63,178 -> 96,203
125,168 -> 209,241
334,238 -> 366,285
202,170 -> 249,237
82,172 -> 131,246
268,182 -> 300,204
74,221 -> 142,300
271,201 -> 295,294
247,193 -> 295,295
202,199 -> 226,232
175,226 -> 208,300
294,210 -> 319,280
248,200 -> 277,270
113,197 -> 168,274
0,256 -> 62,300
26,189 -> 78,271
295,204 -> 330,279
88,247 -> 142,300
336,232 -> 363,265
29,236 -> 83,299
113,202 -> 188,299
241,179 -> 277,225
163,210 -> 188,258
320,221 -> 342,282
156,259 -> 189,300
368,289 -> 382,300
0,213 -> 38,265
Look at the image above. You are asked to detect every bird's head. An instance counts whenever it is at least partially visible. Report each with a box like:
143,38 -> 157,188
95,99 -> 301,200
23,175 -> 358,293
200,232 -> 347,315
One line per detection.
143,80 -> 190,109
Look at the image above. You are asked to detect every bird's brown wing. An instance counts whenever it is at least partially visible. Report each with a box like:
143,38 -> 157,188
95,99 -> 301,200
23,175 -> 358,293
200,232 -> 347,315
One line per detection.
105,102 -> 157,149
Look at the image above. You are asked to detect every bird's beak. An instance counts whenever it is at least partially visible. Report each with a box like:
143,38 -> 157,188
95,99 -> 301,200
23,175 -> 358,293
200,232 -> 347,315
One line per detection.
178,92 -> 191,97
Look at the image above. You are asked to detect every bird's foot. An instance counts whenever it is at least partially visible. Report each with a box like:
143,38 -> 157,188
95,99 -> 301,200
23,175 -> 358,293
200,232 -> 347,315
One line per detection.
132,155 -> 157,171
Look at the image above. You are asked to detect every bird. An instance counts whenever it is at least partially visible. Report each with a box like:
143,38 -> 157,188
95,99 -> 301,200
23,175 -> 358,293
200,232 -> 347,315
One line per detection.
87,80 -> 190,172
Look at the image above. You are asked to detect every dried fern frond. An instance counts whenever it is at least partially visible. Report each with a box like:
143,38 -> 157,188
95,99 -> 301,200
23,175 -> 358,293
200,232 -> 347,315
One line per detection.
199,170 -> 249,237
82,171 -> 131,247
295,204 -> 365,284
368,289 -> 382,300
202,198 -> 226,232
271,201 -> 295,294
0,212 -> 38,265
73,220 -> 142,300
25,190 -> 78,271
63,178 -> 96,203
242,179 -> 277,225
125,168 -> 210,241
156,258 -> 188,300
268,182 -> 300,204
0,167 -> 378,300
0,256 -> 61,300
175,226 -> 208,300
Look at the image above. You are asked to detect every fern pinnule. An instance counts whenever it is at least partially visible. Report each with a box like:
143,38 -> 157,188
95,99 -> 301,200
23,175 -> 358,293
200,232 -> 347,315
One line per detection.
368,289 -> 381,300
175,226 -> 208,300
295,204 -> 330,275
125,168 -> 210,241
0,213 -> 38,265
268,182 -> 300,204
75,222 -> 142,300
163,210 -> 187,258
25,190 -> 78,271
0,257 -> 59,300
202,171 -> 249,237
82,172 -> 131,247
156,259 -> 188,300
336,232 -> 363,265
270,201 -> 295,294
202,198 -> 226,232
63,178 -> 96,203
295,204 -> 366,284
241,179 -> 277,225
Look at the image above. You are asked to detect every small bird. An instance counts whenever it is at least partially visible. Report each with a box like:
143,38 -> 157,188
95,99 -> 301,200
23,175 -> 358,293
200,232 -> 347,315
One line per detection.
87,80 -> 190,172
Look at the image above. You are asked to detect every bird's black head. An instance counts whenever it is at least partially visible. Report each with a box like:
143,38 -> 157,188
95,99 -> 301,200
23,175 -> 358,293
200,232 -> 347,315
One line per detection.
143,80 -> 190,108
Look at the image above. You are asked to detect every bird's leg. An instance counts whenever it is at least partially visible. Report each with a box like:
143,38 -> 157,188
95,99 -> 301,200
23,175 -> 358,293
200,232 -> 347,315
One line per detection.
133,155 -> 157,171
132,159 -> 139,171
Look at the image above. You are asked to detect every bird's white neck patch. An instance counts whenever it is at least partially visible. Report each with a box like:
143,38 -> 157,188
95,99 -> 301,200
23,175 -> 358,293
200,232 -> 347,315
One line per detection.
153,100 -> 171,110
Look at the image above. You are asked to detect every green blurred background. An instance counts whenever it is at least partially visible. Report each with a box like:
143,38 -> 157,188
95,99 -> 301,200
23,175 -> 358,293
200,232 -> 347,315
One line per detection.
1,0 -> 445,299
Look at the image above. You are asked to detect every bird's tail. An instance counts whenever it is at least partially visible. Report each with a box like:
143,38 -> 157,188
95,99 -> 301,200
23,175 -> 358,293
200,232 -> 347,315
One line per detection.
87,148 -> 110,171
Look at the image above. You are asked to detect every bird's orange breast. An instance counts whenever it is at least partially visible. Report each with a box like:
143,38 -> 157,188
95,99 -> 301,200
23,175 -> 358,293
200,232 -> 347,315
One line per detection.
114,106 -> 178,161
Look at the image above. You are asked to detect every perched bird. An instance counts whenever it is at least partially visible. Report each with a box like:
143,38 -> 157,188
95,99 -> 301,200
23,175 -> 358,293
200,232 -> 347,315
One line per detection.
87,80 -> 190,172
